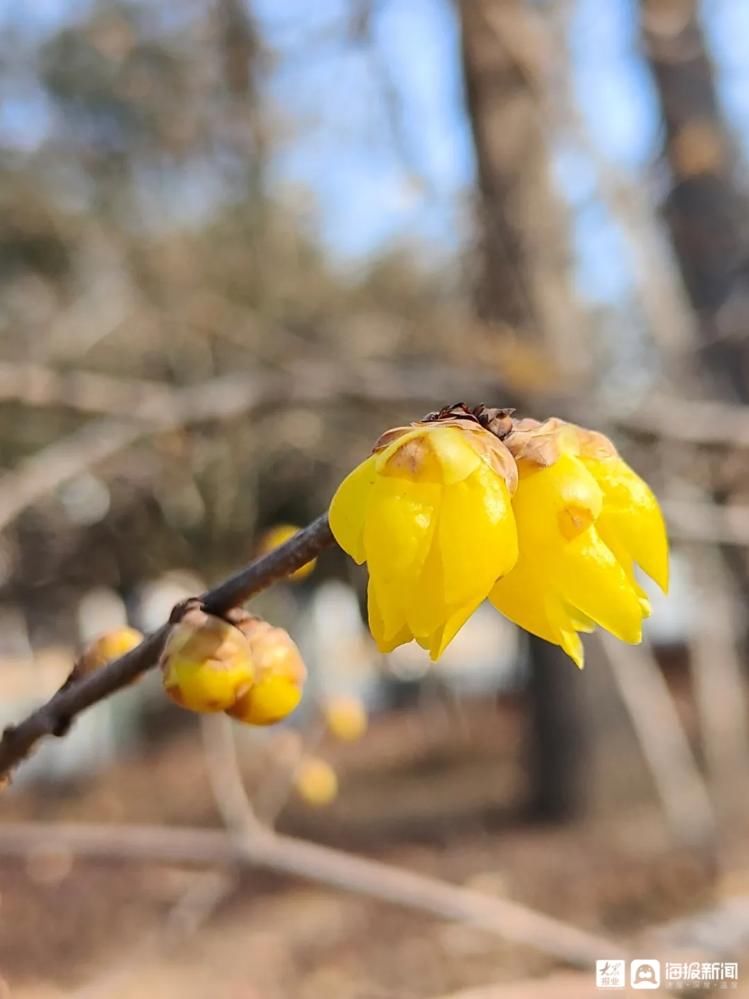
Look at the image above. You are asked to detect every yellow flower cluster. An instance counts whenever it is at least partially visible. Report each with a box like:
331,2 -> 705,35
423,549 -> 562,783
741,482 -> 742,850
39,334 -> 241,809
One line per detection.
330,409 -> 668,667
161,606 -> 306,724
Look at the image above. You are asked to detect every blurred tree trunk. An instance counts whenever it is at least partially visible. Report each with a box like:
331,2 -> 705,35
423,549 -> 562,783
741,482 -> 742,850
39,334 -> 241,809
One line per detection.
458,0 -> 587,820
640,0 -> 749,399
216,0 -> 266,195
459,0 -> 588,386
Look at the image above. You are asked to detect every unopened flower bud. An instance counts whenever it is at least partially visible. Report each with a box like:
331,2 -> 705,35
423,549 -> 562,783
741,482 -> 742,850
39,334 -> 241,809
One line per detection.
257,524 -> 317,582
294,756 -> 338,807
64,627 -> 143,690
161,607 -> 254,713
227,618 -> 306,726
323,695 -> 368,742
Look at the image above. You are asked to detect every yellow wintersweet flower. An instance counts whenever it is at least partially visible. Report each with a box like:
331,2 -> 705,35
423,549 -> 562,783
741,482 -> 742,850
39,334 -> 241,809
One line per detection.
490,418 -> 669,668
329,414 -> 519,659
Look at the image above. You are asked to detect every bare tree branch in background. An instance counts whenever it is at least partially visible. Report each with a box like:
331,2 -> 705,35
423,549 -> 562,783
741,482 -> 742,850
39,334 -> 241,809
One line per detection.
599,632 -> 716,850
687,546 -> 749,812
7,359 -> 749,446
0,817 -> 626,967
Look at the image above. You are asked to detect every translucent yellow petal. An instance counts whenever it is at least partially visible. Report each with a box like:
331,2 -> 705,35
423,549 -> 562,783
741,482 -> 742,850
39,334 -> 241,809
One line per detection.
406,537 -> 448,645
559,629 -> 584,669
489,563 -> 562,648
329,455 -> 378,564
600,535 -> 653,617
490,570 -> 588,667
427,600 -> 478,660
426,425 -> 482,485
367,577 -> 411,652
584,456 -> 669,592
437,464 -> 518,606
512,454 -> 603,548
363,474 -> 439,574
561,603 -> 596,634
556,529 -> 645,644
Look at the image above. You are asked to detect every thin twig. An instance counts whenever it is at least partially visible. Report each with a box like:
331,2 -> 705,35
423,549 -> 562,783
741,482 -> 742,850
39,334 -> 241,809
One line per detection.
686,546 -> 749,810
0,820 -> 625,968
0,514 -> 334,782
0,361 -> 179,418
599,633 -> 716,850
200,713 -> 264,835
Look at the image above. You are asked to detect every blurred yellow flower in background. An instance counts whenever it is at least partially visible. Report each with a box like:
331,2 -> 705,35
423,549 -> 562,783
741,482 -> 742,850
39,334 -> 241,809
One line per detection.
77,627 -> 143,675
323,694 -> 368,742
258,523 -> 317,582
294,756 -> 338,807
61,626 -> 144,692
329,417 -> 519,659
490,418 -> 669,667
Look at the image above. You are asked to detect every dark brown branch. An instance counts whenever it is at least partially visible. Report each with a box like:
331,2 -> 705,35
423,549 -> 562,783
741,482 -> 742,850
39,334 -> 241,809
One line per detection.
0,514 -> 334,783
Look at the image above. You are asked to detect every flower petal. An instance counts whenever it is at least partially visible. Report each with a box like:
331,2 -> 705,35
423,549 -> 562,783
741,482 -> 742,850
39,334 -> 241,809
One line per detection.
329,455 -> 377,564
489,562 -> 562,649
554,529 -> 645,644
511,453 -> 603,548
363,474 -> 439,579
584,456 -> 669,592
367,581 -> 411,653
427,425 -> 483,484
427,600 -> 478,660
437,463 -> 518,606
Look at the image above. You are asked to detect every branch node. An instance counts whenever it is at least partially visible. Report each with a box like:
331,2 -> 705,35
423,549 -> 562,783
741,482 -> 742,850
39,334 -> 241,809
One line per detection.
169,596 -> 204,625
